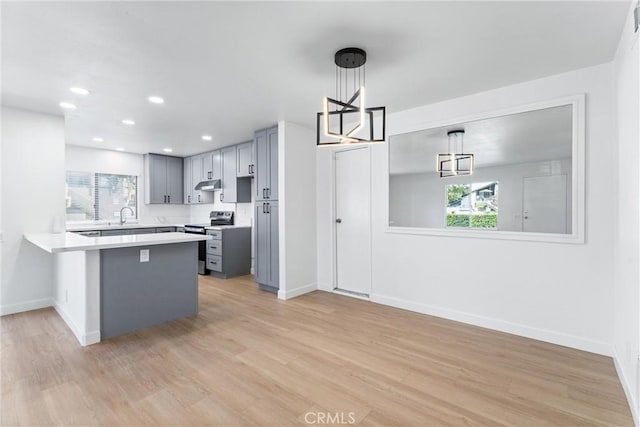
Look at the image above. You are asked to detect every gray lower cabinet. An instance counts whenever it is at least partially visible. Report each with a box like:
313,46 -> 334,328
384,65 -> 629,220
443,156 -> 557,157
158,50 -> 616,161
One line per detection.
144,154 -> 183,204
205,227 -> 251,278
255,126 -> 278,201
255,201 -> 278,292
220,146 -> 251,203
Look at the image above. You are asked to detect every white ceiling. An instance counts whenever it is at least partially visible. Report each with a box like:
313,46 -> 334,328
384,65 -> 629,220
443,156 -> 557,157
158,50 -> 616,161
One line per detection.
389,104 -> 573,175
1,1 -> 629,156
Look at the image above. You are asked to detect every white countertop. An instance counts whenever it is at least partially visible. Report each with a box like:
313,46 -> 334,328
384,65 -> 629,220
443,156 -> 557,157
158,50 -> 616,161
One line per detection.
66,222 -> 182,232
205,225 -> 252,230
25,232 -> 211,254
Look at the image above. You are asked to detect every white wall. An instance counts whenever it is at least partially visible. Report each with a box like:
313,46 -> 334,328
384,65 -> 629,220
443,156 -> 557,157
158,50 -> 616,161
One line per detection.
65,145 -> 191,225
1,107 -> 66,315
278,121 -> 317,299
390,158 -> 572,232
612,2 -> 640,424
317,62 -> 616,355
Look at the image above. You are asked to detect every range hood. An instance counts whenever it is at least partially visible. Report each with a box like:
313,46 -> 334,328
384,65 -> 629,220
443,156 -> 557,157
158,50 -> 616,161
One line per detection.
194,179 -> 221,191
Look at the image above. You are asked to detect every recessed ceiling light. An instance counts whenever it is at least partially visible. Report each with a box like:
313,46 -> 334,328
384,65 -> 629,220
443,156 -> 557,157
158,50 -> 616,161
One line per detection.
59,102 -> 76,109
70,87 -> 90,95
163,148 -> 173,153
115,148 -> 125,152
92,137 -> 104,142
201,135 -> 212,141
148,96 -> 164,104
122,119 -> 135,125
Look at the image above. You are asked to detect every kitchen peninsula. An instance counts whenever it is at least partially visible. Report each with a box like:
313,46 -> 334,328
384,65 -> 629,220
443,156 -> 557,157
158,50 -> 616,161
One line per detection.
25,231 -> 211,346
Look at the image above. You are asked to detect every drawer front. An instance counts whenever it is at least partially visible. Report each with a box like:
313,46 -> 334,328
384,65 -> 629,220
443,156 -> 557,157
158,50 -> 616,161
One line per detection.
155,227 -> 176,233
206,229 -> 222,240
206,255 -> 222,272
207,240 -> 222,256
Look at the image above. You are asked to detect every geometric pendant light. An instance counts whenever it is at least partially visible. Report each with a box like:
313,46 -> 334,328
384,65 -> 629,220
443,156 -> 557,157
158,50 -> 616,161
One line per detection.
317,47 -> 386,146
436,130 -> 474,177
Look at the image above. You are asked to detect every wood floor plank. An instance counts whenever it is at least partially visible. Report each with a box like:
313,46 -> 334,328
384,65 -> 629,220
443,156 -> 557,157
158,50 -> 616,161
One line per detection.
0,274 -> 633,426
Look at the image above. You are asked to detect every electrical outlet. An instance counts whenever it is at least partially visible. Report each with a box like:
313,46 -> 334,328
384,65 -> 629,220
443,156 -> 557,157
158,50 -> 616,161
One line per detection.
140,249 -> 150,263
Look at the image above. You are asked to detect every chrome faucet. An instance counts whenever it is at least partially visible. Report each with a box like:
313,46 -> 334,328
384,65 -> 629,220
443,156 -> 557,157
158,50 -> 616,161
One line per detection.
120,207 -> 135,225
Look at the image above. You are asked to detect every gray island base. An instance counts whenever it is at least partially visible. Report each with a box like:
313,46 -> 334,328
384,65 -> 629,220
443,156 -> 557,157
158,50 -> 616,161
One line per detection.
101,242 -> 198,339
24,231 -> 211,346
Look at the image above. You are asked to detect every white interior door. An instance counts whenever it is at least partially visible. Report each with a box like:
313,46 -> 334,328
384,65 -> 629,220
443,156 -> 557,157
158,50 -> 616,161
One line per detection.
523,174 -> 567,234
334,148 -> 371,296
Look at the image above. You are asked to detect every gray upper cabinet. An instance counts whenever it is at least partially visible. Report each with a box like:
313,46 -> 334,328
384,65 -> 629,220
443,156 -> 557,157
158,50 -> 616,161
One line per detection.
255,126 -> 278,201
220,146 -> 251,203
183,157 -> 191,204
202,150 -> 221,181
236,141 -> 254,177
166,156 -> 183,204
144,153 -> 183,204
190,155 -> 203,204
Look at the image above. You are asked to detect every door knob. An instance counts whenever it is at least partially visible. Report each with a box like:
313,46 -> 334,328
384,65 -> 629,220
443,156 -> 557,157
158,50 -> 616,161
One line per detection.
336,218 -> 342,223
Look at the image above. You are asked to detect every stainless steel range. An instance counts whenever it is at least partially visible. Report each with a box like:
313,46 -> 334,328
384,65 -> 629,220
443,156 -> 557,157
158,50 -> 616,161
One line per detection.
184,211 -> 234,274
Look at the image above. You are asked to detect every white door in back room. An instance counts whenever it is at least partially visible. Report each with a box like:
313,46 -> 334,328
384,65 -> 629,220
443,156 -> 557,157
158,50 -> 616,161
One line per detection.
523,174 -> 568,233
334,147 -> 372,297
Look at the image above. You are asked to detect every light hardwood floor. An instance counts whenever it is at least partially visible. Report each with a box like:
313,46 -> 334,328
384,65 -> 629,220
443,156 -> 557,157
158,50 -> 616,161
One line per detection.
1,274 -> 633,426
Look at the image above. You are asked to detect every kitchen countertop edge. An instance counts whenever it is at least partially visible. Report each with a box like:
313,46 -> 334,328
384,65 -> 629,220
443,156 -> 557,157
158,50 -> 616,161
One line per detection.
25,232 -> 212,254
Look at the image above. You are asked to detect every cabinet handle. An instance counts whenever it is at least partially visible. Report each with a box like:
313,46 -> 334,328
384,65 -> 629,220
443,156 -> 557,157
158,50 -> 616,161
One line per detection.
262,203 -> 266,214
267,188 -> 270,198
198,194 -> 201,203
168,195 -> 170,203
164,195 -> 167,203
266,203 -> 270,214
188,195 -> 191,203
220,193 -> 224,202
248,164 -> 251,175
262,188 -> 266,199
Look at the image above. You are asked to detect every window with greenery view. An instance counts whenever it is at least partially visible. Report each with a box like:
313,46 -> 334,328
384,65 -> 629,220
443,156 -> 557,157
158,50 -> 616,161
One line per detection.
66,171 -> 137,222
446,181 -> 498,229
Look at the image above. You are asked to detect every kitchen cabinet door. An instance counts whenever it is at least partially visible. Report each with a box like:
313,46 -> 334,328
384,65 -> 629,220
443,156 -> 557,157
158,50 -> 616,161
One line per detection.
255,129 -> 269,200
212,150 -> 222,180
220,146 -> 237,203
191,155 -> 203,203
255,202 -> 270,285
166,156 -> 183,204
183,157 -> 192,204
147,154 -> 167,204
267,127 -> 278,200
237,141 -> 254,177
202,150 -> 221,181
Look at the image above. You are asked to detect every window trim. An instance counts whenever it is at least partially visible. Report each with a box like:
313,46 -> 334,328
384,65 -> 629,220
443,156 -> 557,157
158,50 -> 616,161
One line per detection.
385,94 -> 585,244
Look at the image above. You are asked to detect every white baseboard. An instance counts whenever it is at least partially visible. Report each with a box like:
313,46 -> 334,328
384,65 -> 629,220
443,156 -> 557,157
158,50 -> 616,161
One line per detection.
317,282 -> 334,292
614,349 -> 639,426
53,301 -> 100,347
278,282 -> 317,300
0,297 -> 53,316
369,293 -> 612,357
